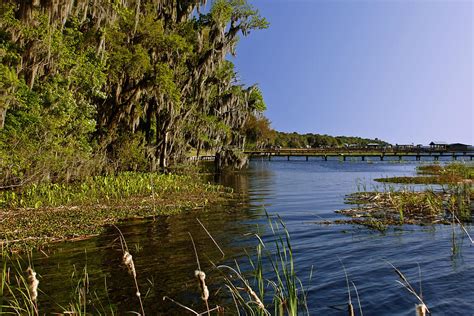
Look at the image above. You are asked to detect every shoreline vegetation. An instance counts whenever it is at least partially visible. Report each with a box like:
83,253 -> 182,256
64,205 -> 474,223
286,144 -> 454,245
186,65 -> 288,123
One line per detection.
0,0 -> 271,254
374,163 -> 474,185
0,171 -> 231,252
0,0 -> 272,254
330,163 -> 473,231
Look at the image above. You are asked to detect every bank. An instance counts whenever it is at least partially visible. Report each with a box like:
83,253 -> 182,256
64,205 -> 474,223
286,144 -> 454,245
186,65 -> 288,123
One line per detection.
0,171 -> 231,252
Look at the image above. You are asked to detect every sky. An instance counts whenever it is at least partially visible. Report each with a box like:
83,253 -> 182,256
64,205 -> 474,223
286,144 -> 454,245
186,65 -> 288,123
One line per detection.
231,0 -> 473,145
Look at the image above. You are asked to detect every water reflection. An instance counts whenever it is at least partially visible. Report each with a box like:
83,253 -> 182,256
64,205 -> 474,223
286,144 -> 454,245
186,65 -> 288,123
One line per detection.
29,190 -> 261,314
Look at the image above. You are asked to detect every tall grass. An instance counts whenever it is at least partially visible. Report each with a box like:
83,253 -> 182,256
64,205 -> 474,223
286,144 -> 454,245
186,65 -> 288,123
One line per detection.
217,215 -> 308,316
0,249 -> 38,315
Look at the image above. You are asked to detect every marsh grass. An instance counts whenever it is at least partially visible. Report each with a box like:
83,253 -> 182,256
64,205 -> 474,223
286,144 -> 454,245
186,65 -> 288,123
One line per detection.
375,162 -> 474,185
0,172 -> 230,251
216,215 -> 309,316
386,262 -> 430,315
0,249 -> 39,315
340,180 -> 472,226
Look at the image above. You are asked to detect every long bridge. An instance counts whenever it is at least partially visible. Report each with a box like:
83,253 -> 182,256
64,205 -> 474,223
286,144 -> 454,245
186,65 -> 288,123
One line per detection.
244,147 -> 474,161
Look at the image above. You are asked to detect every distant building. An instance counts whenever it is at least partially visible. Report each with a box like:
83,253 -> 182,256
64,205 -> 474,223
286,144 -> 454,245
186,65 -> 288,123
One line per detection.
429,141 -> 448,150
366,143 -> 380,149
343,144 -> 359,148
395,144 -> 415,150
448,143 -> 469,151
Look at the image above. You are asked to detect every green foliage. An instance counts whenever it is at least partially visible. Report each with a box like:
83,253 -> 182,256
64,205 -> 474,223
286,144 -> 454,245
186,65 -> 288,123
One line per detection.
376,163 -> 474,185
0,0 -> 268,186
248,86 -> 266,112
211,0 -> 233,25
244,114 -> 275,149
0,172 -> 220,209
0,172 -> 229,251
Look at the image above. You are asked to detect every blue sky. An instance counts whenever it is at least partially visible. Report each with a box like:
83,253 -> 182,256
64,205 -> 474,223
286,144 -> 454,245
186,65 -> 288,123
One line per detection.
231,0 -> 473,145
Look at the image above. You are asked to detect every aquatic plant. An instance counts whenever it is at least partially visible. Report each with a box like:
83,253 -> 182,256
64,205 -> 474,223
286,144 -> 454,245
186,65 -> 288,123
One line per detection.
115,226 -> 145,316
216,215 -> 308,316
3,213 -> 470,314
387,262 -> 430,315
0,172 -> 224,209
0,172 -> 229,251
376,162 -> 474,185
0,249 -> 39,315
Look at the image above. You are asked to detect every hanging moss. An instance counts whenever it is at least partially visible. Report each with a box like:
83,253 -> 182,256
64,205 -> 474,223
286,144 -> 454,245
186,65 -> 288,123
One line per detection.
0,0 -> 268,186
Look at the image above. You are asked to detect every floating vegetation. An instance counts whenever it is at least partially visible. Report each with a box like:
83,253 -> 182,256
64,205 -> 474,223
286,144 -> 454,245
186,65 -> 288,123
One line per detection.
374,163 -> 474,185
331,163 -> 474,230
0,172 -> 230,251
336,184 -> 472,227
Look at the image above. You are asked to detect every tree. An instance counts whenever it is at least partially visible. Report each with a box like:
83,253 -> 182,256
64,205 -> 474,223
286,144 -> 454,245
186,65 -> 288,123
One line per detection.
0,0 -> 268,186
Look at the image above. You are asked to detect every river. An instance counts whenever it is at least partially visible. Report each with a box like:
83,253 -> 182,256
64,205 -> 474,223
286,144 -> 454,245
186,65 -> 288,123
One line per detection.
20,158 -> 474,315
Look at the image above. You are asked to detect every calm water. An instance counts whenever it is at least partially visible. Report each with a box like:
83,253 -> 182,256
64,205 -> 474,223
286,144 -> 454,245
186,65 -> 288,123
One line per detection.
17,158 -> 474,314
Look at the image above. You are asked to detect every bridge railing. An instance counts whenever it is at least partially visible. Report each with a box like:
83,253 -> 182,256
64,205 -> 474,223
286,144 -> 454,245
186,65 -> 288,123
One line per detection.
245,147 -> 473,155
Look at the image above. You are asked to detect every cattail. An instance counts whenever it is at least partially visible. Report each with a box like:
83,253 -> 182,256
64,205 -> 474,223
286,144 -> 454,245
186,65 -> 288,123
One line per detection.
195,270 -> 209,301
245,283 -> 265,310
217,306 -> 225,316
416,304 -> 427,316
348,303 -> 355,316
123,251 -> 136,278
26,267 -> 39,302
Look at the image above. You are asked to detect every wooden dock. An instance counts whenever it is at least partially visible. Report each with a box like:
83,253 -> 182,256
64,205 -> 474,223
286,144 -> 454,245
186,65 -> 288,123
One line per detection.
244,148 -> 474,161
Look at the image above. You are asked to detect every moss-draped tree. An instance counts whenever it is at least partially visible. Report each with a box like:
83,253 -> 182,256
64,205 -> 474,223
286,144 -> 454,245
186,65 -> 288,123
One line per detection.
0,0 -> 268,186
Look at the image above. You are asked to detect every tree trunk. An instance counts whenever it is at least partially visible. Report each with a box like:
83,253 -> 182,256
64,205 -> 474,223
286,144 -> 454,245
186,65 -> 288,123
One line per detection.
0,107 -> 7,129
159,131 -> 168,170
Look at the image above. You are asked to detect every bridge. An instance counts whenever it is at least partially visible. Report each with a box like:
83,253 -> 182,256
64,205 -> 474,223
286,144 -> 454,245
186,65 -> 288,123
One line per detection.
244,148 -> 474,161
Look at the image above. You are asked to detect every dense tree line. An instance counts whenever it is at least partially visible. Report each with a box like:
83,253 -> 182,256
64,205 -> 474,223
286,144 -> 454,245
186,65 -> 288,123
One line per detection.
273,132 -> 388,148
0,0 -> 267,186
274,132 -> 388,148
243,115 -> 388,149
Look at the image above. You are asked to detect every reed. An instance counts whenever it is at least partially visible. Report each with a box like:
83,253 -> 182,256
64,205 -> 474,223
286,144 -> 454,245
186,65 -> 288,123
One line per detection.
114,225 -> 145,316
216,215 -> 308,316
386,261 -> 430,315
5,215 -> 470,314
0,249 -> 39,315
